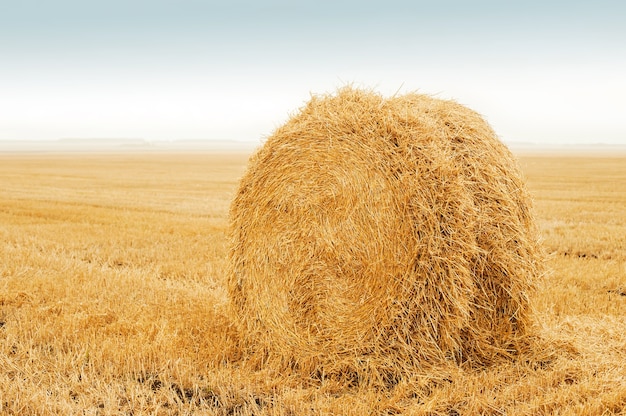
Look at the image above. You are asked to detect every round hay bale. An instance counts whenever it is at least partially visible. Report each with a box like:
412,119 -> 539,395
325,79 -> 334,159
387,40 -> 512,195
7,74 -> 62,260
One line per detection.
227,87 -> 542,385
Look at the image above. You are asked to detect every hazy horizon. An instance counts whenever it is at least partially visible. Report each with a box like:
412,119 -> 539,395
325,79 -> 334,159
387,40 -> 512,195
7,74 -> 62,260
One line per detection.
1,0 -> 625,146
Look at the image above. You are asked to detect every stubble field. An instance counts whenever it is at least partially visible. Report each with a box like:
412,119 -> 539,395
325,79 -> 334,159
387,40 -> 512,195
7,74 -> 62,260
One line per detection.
0,151 -> 625,415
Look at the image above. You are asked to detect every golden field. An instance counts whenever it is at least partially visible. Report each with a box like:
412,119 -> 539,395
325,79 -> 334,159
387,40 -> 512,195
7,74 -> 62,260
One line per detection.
0,151 -> 625,415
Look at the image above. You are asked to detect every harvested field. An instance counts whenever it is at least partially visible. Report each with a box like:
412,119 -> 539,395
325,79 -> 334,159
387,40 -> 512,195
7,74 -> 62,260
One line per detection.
0,151 -> 625,415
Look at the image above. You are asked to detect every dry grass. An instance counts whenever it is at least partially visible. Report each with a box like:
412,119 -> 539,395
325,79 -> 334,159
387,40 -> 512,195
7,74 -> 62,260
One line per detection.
228,88 -> 543,385
0,151 -> 625,415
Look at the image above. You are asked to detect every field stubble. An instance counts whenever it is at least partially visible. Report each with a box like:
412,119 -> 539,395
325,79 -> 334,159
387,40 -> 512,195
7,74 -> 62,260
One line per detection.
0,152 -> 625,415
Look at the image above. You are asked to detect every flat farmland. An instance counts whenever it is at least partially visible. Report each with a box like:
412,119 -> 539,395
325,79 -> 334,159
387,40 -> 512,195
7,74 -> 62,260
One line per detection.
0,152 -> 625,415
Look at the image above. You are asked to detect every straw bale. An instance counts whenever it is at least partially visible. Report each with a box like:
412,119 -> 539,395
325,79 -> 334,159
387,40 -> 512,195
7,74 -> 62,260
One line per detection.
227,87 -> 542,386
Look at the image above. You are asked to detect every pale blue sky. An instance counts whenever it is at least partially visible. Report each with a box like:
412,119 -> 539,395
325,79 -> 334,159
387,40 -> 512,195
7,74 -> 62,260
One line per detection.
1,0 -> 625,145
